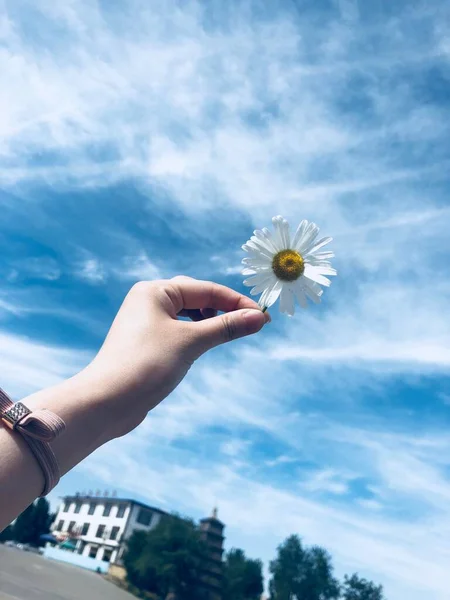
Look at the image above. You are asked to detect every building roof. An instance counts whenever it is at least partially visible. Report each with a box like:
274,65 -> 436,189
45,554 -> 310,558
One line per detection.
61,494 -> 169,516
200,516 -> 225,528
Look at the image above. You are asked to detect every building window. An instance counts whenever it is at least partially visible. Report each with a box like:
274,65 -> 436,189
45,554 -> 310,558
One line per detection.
56,520 -> 64,531
103,503 -> 112,517
88,545 -> 98,559
63,502 -> 70,513
117,504 -> 126,518
74,502 -> 82,514
137,509 -> 152,526
96,525 -> 106,539
110,526 -> 120,541
102,548 -> 113,562
88,503 -> 96,516
68,521 -> 76,533
81,523 -> 90,536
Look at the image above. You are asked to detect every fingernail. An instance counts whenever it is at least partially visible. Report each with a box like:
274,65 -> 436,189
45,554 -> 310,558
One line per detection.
264,311 -> 271,323
242,309 -> 266,333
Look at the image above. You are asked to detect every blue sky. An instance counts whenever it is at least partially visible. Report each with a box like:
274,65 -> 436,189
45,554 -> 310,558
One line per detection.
1,0 -> 450,597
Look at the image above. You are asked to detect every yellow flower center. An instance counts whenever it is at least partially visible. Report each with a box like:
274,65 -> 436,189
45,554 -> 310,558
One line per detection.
272,249 -> 304,281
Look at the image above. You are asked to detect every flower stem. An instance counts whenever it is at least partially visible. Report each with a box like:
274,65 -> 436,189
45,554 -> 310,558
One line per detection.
262,306 -> 268,313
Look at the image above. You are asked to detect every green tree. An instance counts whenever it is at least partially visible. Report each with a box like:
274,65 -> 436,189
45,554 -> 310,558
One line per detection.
12,503 -> 36,545
341,574 -> 385,600
269,535 -> 340,600
222,548 -> 264,600
32,498 -> 52,546
124,515 -> 208,600
0,525 -> 13,542
11,499 -> 52,547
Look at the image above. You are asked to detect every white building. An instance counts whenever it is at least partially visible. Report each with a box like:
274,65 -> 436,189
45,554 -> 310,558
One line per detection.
52,493 -> 167,564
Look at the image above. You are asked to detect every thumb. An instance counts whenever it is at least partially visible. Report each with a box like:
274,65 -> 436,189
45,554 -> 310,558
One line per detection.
192,308 -> 268,353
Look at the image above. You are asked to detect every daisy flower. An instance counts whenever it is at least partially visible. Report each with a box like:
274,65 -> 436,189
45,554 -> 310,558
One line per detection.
242,216 -> 336,316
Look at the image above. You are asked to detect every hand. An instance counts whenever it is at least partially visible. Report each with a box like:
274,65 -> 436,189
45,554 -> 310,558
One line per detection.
0,277 -> 269,524
82,276 -> 270,437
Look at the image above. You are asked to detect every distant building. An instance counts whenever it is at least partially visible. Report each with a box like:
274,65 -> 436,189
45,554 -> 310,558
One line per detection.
199,508 -> 225,600
52,493 -> 225,600
52,493 -> 167,564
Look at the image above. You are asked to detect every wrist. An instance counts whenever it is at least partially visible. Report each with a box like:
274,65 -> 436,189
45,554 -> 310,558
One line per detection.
21,371 -> 123,477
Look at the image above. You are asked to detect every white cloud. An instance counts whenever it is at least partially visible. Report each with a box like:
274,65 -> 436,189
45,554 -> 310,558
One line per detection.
243,278 -> 450,372
209,254 -> 243,276
2,2 -> 450,599
220,439 -> 251,458
0,298 -> 24,317
437,392 -> 450,405
6,257 -> 61,282
115,252 -> 161,281
77,258 -> 106,283
301,468 -> 353,496
265,455 -> 298,468
0,330 -> 90,397
267,341 -> 450,369
224,264 -> 243,275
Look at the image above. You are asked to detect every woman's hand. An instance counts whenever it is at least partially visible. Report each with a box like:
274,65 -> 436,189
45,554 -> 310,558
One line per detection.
82,276 -> 270,436
0,277 -> 269,528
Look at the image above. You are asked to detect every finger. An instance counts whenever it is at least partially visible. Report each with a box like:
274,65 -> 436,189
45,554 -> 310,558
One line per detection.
191,308 -> 267,353
169,276 -> 261,313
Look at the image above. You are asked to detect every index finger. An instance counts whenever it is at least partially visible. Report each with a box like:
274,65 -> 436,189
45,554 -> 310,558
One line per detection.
169,276 -> 262,313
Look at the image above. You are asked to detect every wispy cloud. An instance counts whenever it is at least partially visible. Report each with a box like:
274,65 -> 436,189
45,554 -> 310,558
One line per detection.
1,331 -> 90,397
115,252 -> 162,281
1,1 -> 450,598
76,258 -> 106,284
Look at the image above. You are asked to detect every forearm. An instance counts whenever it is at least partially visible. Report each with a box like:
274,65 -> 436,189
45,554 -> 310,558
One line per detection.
0,370 -> 119,531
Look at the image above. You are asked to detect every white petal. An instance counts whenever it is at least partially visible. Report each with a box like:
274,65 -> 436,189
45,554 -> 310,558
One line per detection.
304,236 -> 333,257
262,227 -> 279,250
244,271 -> 274,287
242,250 -> 272,262
242,256 -> 272,267
312,266 -> 337,276
302,278 -> 323,297
304,257 -> 336,276
259,278 -> 283,308
297,222 -> 319,254
250,235 -> 274,255
242,264 -> 272,275
250,275 -> 277,296
280,218 -> 291,249
300,278 -> 322,304
291,220 -> 308,251
243,241 -> 273,260
265,280 -> 283,307
305,257 -> 333,268
253,229 -> 278,254
303,263 -> 331,287
294,285 -> 308,309
279,286 -> 295,316
310,250 -> 335,260
258,284 -> 272,308
249,234 -> 277,252
271,216 -> 288,251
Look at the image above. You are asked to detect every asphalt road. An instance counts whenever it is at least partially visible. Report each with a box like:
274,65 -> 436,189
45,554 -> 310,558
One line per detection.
0,545 -> 134,600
